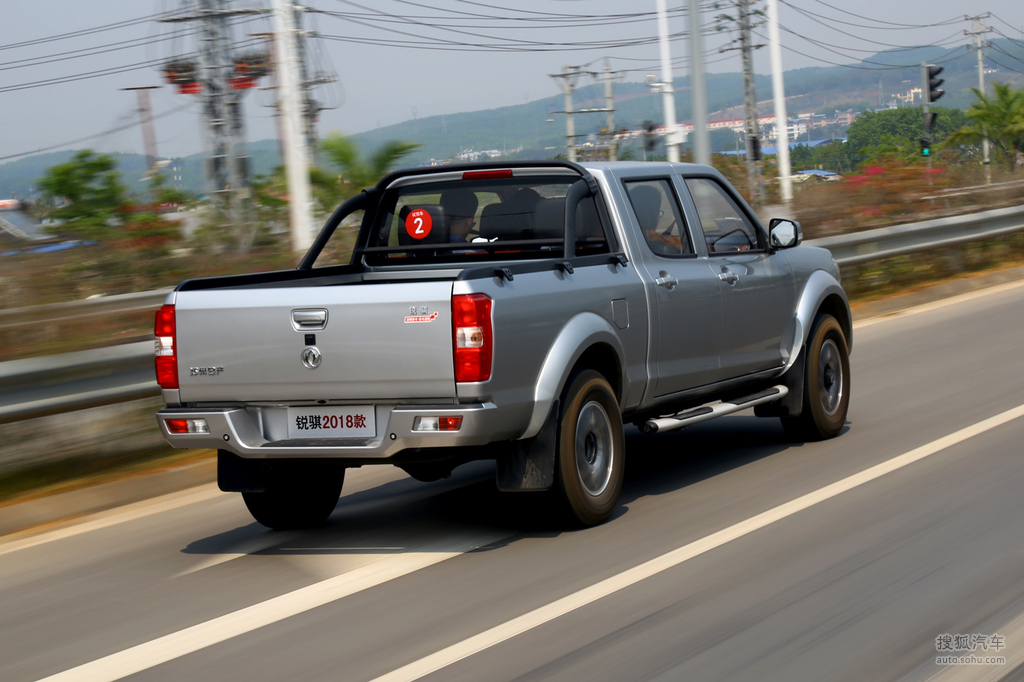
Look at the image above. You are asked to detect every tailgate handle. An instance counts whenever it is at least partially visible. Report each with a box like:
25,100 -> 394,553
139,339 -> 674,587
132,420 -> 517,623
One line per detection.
292,309 -> 328,330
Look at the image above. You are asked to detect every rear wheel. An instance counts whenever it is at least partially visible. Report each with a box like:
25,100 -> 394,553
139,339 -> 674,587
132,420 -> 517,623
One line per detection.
242,464 -> 344,530
554,369 -> 625,526
782,313 -> 850,441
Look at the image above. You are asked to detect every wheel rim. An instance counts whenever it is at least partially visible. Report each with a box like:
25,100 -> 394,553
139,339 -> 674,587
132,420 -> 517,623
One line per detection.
818,338 -> 844,416
574,400 -> 614,497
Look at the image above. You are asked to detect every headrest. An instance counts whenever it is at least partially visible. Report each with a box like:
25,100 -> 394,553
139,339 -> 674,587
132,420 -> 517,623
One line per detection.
397,204 -> 449,245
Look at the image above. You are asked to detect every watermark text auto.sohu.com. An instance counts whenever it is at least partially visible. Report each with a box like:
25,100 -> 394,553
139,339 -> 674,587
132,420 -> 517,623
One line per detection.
936,633 -> 1006,666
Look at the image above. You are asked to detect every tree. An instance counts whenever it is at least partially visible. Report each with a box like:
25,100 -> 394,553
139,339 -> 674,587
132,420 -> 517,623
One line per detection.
946,82 -> 1024,172
38,150 -> 126,241
319,133 -> 420,200
846,107 -> 967,157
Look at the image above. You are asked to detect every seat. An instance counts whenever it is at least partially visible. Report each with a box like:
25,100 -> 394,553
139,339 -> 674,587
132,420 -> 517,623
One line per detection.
478,202 -> 519,241
531,198 -> 565,240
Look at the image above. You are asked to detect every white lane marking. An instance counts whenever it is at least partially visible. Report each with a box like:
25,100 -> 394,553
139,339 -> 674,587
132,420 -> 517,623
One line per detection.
36,533 -> 504,682
854,278 -> 1024,330
367,402 -> 1024,682
0,485 -> 224,558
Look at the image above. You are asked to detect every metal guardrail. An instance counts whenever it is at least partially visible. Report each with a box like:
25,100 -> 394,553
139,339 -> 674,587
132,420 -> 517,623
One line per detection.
0,289 -> 171,331
0,204 -> 1022,425
0,341 -> 158,425
806,204 -> 1024,266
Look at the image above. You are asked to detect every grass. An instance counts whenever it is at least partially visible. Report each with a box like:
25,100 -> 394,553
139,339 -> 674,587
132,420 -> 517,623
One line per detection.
0,445 -> 214,507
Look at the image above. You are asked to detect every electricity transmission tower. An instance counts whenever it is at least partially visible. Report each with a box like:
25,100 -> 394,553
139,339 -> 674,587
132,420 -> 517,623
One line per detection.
159,1 -> 268,208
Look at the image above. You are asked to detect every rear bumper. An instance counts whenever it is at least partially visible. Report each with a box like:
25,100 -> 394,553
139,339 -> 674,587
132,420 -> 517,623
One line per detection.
157,402 -> 506,459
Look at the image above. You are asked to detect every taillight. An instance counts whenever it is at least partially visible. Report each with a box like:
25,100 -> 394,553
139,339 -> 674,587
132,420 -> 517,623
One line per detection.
154,304 -> 178,389
452,293 -> 492,383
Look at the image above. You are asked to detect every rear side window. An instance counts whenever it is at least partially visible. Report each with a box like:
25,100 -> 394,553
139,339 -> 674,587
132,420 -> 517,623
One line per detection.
364,176 -> 610,265
624,178 -> 694,257
684,177 -> 761,253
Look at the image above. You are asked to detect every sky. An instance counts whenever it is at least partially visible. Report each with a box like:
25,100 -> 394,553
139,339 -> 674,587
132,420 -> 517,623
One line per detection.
1,0 -> 1023,164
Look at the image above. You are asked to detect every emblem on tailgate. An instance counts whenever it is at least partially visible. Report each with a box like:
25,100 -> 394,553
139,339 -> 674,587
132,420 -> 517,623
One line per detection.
301,346 -> 322,369
405,306 -> 437,323
190,366 -> 224,376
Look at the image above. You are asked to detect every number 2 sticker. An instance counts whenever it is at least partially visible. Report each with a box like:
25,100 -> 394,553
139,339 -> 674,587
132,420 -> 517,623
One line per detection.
405,208 -> 432,240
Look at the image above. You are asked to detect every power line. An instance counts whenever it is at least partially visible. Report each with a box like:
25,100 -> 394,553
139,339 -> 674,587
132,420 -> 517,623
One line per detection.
989,43 -> 1024,67
0,35 -> 265,94
779,1 -> 962,50
984,54 -> 1024,75
0,28 -> 195,72
0,101 -> 195,162
776,21 -> 963,58
0,14 -> 162,52
809,0 -> 961,30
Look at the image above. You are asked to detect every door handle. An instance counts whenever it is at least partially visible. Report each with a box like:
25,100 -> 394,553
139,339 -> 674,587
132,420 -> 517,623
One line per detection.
292,309 -> 328,330
655,275 -> 678,290
717,269 -> 739,285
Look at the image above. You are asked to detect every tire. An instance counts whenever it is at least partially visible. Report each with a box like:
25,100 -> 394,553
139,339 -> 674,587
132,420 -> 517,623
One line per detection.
781,313 -> 850,441
242,464 -> 344,530
554,369 -> 625,527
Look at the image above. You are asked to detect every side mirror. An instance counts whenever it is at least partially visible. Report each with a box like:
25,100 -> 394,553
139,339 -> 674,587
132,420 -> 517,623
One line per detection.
769,218 -> 802,249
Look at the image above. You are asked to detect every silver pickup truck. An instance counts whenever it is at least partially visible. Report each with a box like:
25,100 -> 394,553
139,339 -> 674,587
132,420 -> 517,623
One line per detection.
155,161 -> 850,529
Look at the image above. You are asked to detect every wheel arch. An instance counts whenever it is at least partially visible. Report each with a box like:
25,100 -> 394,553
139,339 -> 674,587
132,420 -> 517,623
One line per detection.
521,312 -> 626,440
785,270 -> 851,373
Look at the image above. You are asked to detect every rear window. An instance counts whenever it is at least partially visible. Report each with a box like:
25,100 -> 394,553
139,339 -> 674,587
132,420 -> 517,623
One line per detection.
363,175 -> 611,265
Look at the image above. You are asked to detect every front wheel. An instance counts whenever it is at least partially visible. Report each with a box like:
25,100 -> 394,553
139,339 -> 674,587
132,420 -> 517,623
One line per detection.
782,313 -> 851,441
242,463 -> 344,530
554,369 -> 625,526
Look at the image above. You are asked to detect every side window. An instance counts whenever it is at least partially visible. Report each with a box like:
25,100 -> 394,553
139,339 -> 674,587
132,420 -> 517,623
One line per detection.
624,179 -> 694,257
684,178 -> 761,253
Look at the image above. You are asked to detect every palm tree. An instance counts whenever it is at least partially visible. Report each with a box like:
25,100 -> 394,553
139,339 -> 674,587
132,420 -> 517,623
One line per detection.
319,133 -> 420,199
946,82 -> 1024,172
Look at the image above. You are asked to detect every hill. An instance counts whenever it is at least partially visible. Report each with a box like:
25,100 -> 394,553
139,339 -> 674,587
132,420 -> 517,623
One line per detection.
2,39 -> 1021,197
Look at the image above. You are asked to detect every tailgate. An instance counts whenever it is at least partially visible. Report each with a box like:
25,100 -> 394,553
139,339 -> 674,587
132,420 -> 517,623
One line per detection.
174,281 -> 456,402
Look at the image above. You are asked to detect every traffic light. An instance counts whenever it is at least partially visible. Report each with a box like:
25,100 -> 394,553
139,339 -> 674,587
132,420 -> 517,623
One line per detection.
924,112 -> 937,135
749,135 -> 762,161
643,120 -> 658,153
925,65 -> 944,104
920,138 -> 932,157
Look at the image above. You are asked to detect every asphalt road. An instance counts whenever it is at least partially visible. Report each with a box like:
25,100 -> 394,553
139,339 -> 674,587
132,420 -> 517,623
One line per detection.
2,281 -> 1024,682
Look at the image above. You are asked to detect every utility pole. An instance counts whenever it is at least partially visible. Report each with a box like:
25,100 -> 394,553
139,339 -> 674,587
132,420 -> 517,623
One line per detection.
719,1 -> 765,204
688,0 -> 710,165
966,14 -> 993,182
294,5 -> 336,161
602,60 -> 618,161
550,66 -> 582,162
122,86 -> 161,178
739,1 -> 764,204
766,0 -> 791,204
654,0 -> 680,162
273,0 -> 315,251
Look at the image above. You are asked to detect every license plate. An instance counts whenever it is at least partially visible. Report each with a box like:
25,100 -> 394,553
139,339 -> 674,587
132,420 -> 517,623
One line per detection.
287,406 -> 375,439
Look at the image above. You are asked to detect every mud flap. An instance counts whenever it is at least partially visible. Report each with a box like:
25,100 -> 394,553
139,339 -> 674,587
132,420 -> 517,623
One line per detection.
755,346 -> 805,418
218,451 -> 344,493
218,450 -> 269,492
495,399 -> 559,492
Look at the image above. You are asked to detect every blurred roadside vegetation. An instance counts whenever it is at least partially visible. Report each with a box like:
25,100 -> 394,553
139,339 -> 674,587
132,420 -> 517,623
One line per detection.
2,83 -> 1023,360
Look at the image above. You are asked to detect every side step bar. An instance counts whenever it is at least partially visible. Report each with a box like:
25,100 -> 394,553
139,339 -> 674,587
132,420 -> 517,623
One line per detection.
643,385 -> 789,434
